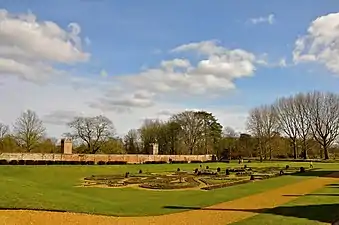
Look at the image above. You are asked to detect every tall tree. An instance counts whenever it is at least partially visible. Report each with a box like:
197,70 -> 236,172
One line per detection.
308,91 -> 339,160
273,96 -> 298,159
171,111 -> 204,154
139,119 -> 163,154
247,105 -> 279,160
294,93 -> 312,159
13,110 -> 46,152
0,123 -> 9,151
195,111 -> 223,155
67,115 -> 115,154
164,121 -> 182,155
124,129 -> 141,154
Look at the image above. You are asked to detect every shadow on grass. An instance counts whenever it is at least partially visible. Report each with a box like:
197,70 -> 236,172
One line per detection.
0,207 -> 68,213
163,204 -> 339,223
288,170 -> 339,178
283,193 -> 339,197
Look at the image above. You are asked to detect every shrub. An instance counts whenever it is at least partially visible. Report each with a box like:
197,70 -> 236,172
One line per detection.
194,168 -> 199,173
300,167 -> 305,173
107,161 -> 127,165
250,175 -> 255,180
144,161 -> 167,164
97,161 -> 106,165
190,160 -> 202,163
177,168 -> 181,172
9,160 -> 18,165
280,170 -> 284,176
286,165 -> 290,169
226,169 -> 230,175
0,160 -> 8,165
25,160 -> 35,165
125,172 -> 130,178
247,160 -> 251,163
206,166 -> 209,169
216,167 -> 221,172
244,165 -> 247,169
171,160 -> 188,164
139,169 -> 143,174
18,160 -> 25,165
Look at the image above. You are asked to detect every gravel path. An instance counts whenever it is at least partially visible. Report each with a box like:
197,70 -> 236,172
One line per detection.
1,172 -> 339,225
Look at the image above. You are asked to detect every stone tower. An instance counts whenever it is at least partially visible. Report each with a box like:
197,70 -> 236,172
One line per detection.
61,138 -> 73,154
151,143 -> 159,155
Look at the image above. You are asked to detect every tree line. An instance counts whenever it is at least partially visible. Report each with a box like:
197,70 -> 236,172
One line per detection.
1,91 -> 339,159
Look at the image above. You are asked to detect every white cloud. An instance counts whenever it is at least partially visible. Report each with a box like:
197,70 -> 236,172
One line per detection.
0,11 -> 266,138
0,76 -> 248,138
293,12 -> 339,74
0,9 -> 89,82
86,40 -> 264,113
249,14 -> 275,25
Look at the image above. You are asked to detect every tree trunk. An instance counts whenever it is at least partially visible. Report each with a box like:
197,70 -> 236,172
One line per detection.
324,146 -> 329,160
291,140 -> 297,159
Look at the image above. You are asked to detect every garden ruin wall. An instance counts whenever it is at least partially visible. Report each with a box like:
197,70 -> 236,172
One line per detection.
0,153 -> 213,164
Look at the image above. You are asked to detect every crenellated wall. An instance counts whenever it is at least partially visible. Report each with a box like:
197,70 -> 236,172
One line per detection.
0,153 -> 213,164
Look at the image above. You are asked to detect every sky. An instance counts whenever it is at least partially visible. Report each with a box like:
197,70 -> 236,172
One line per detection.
1,0 -> 339,138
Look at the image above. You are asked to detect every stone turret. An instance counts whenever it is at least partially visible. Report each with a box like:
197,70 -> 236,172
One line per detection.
151,143 -> 159,155
61,138 -> 73,154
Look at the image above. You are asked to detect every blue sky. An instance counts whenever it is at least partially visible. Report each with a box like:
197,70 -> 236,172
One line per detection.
1,0 -> 339,136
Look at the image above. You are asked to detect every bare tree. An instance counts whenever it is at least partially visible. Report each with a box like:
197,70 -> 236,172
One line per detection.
247,105 -> 279,160
171,111 -> 204,154
273,96 -> 298,159
223,126 -> 238,138
67,115 -> 115,154
13,110 -> 46,152
0,123 -> 9,139
293,93 -> 312,159
124,129 -> 141,154
308,91 -> 339,160
0,122 -> 9,150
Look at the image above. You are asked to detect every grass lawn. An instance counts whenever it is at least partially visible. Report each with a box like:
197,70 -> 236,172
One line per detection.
0,161 -> 338,217
233,180 -> 339,225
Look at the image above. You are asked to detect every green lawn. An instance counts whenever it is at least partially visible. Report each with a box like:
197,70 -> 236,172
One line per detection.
0,162 -> 338,218
233,181 -> 339,225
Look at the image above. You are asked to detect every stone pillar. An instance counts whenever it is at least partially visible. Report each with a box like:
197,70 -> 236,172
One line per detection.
151,143 -> 159,155
61,138 -> 73,154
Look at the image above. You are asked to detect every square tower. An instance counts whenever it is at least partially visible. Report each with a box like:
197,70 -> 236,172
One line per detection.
61,138 -> 73,154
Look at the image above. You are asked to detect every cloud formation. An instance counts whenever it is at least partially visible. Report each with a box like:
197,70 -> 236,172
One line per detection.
249,14 -> 275,25
293,12 -> 339,74
0,9 -> 89,82
89,40 -> 264,112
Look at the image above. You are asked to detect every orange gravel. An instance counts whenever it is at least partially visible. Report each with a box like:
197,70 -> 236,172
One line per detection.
1,172 -> 339,225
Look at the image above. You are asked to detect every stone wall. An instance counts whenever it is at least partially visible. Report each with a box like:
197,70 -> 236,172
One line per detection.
0,153 -> 213,164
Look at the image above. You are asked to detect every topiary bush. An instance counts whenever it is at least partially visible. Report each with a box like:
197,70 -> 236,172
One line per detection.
171,160 -> 188,164
0,160 -> 8,165
139,169 -> 143,174
226,169 -> 230,175
177,168 -> 181,172
206,166 -> 209,169
286,165 -> 290,169
217,167 -> 221,172
190,160 -> 203,163
144,161 -> 167,164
